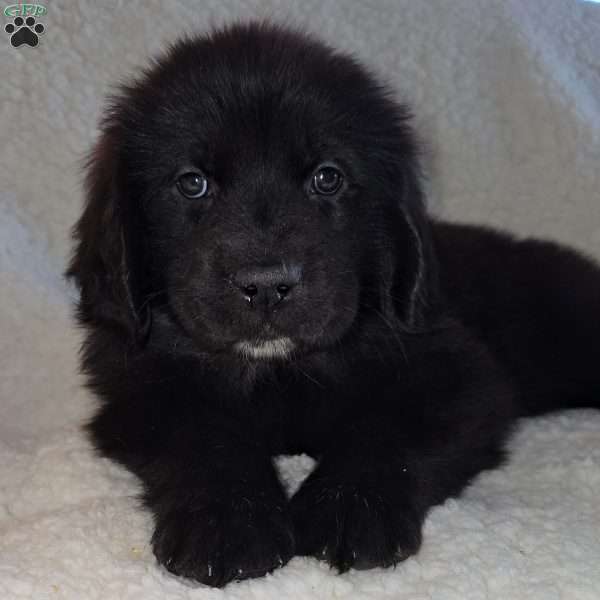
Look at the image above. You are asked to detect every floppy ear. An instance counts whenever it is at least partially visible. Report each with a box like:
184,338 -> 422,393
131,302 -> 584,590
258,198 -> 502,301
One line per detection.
66,129 -> 150,343
380,160 -> 439,329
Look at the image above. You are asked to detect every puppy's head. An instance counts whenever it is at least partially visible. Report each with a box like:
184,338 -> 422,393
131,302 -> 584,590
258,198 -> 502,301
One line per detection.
68,23 -> 436,360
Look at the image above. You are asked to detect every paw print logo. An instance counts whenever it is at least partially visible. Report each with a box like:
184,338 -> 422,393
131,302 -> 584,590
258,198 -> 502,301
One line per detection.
5,16 -> 45,48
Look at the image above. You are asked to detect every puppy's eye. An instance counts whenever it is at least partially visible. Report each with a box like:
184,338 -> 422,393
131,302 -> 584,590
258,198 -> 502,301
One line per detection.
177,171 -> 209,199
312,166 -> 343,195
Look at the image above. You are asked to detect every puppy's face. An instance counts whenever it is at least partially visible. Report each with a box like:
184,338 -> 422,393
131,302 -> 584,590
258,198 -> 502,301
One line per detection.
148,113 -> 363,358
74,25 -> 426,360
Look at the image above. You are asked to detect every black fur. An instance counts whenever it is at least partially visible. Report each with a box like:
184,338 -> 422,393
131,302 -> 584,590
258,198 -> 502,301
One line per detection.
67,22 -> 600,587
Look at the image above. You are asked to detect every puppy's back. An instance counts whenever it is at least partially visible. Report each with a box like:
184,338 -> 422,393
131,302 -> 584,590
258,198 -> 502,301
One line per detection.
432,220 -> 600,415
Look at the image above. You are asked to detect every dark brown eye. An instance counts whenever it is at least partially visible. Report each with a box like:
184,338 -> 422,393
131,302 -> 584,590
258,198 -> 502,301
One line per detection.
177,172 -> 208,199
312,166 -> 343,195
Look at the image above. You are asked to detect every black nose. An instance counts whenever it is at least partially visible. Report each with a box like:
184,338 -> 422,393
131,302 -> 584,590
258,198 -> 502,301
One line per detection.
233,264 -> 302,309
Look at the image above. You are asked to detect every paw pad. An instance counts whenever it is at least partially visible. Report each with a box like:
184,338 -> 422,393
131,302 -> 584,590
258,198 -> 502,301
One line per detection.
4,16 -> 45,48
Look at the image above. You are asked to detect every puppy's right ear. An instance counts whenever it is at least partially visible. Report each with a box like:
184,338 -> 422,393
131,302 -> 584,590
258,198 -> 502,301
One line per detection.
67,129 -> 149,343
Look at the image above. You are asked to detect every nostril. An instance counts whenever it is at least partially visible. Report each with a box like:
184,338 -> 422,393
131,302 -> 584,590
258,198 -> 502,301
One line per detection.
276,284 -> 291,298
233,264 -> 302,306
243,284 -> 258,300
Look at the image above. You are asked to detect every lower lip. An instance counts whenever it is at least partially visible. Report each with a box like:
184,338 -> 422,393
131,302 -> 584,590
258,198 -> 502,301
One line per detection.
234,337 -> 295,359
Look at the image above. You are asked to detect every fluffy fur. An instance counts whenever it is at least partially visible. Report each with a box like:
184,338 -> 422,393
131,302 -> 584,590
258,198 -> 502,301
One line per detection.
67,22 -> 600,588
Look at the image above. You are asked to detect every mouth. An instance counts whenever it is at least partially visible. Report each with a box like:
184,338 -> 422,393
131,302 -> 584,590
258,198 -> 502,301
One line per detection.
234,337 -> 295,360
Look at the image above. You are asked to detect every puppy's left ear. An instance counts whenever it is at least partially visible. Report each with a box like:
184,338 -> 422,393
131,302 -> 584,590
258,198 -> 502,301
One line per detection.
381,158 -> 439,329
66,129 -> 150,344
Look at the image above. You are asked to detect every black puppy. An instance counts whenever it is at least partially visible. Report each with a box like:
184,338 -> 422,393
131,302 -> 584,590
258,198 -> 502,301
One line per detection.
67,22 -> 600,587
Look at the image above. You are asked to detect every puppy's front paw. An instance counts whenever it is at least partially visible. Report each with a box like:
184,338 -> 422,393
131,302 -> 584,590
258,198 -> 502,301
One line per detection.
291,478 -> 421,572
151,489 -> 295,587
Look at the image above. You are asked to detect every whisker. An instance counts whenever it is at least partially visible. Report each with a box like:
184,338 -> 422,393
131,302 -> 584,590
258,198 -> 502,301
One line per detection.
294,365 -> 325,389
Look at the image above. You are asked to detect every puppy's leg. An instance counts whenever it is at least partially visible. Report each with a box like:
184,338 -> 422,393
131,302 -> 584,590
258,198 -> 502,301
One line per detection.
291,326 -> 517,572
92,407 -> 294,587
147,424 -> 295,586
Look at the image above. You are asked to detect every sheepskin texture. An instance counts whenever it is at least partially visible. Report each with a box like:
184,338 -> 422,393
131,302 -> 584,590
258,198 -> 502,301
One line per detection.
1,1 -> 599,598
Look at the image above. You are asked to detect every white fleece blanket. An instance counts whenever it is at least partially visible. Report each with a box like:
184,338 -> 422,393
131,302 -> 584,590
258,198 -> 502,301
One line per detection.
1,1 -> 599,599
